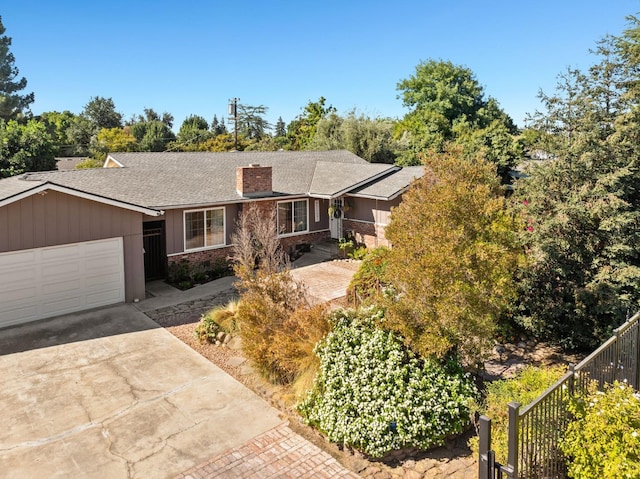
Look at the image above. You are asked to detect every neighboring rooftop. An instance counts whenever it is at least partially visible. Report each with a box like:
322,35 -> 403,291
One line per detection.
55,157 -> 87,171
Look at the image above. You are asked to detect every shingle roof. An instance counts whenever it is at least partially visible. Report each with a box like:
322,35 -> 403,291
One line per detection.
308,162 -> 397,198
348,166 -> 425,200
0,175 -> 45,200
55,157 -> 87,171
0,151 -> 415,209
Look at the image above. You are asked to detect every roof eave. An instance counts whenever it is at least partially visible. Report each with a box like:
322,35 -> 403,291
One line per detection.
0,182 -> 163,217
310,166 -> 400,199
346,192 -> 393,201
155,193 -> 311,210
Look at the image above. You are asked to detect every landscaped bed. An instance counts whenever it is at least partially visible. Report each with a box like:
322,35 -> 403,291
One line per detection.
150,296 -> 478,479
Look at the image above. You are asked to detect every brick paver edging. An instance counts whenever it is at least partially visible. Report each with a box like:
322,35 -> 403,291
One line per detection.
175,423 -> 361,479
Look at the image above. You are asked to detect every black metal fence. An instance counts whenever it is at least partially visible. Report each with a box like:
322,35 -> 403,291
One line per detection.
478,311 -> 640,479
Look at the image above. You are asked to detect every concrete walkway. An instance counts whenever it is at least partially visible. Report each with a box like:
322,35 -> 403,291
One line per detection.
138,276 -> 237,313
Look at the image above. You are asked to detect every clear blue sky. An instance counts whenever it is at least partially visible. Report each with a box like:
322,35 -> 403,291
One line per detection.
3,1 -> 638,130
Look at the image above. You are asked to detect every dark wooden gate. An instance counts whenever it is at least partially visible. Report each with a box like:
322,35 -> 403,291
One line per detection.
143,221 -> 167,281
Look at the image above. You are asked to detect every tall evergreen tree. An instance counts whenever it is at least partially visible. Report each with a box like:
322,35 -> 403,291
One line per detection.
211,114 -> 227,135
237,104 -> 270,140
274,116 -> 286,137
513,32 -> 640,350
0,16 -> 34,121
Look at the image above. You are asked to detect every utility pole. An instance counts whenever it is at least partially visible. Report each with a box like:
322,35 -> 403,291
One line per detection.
228,98 -> 239,150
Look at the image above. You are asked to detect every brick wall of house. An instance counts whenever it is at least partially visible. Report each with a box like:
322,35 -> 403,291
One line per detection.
236,165 -> 272,196
168,230 -> 331,270
168,246 -> 234,269
343,219 -> 390,249
279,230 -> 331,254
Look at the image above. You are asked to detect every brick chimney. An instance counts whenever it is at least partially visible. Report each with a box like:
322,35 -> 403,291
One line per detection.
236,164 -> 272,197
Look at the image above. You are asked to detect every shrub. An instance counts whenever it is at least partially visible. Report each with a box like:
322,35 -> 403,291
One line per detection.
205,258 -> 232,281
235,270 -> 329,384
349,245 -> 368,260
168,259 -> 191,285
194,313 -> 222,344
337,237 -> 355,258
272,304 -> 332,398
212,299 -> 240,332
168,259 -> 232,290
231,203 -> 331,387
469,365 -> 566,464
347,247 -> 391,305
298,308 -> 477,458
194,300 -> 239,344
561,381 -> 640,479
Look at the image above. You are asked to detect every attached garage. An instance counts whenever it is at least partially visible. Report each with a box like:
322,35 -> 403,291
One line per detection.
0,181 -> 164,327
0,237 -> 125,328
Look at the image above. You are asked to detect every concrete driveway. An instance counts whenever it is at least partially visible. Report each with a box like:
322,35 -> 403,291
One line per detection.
0,304 -> 282,479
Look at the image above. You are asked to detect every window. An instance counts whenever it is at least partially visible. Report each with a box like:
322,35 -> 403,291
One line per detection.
184,208 -> 225,250
277,199 -> 308,235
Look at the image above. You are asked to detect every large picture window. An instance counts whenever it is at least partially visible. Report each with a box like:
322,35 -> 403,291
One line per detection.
184,208 -> 225,250
277,199 -> 308,235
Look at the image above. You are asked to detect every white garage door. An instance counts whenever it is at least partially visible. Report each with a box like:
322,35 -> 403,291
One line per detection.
0,237 -> 125,328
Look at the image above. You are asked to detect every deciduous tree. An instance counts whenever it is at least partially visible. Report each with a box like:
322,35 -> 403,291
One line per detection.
0,119 -> 55,177
384,145 -> 519,364
93,127 -> 138,155
137,120 -> 175,152
82,96 -> 122,130
39,110 -> 77,156
311,111 -> 398,163
176,114 -> 210,147
287,97 -> 335,150
395,60 -> 520,171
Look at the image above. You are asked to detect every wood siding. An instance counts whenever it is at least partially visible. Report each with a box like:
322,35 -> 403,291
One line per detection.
0,190 -> 146,302
343,196 -> 402,248
346,196 -> 401,226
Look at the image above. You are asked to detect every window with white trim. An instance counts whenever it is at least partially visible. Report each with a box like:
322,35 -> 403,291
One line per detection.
184,208 -> 225,250
277,199 -> 308,235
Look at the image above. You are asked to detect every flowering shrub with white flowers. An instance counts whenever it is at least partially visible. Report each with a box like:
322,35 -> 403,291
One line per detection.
297,308 -> 477,458
561,381 -> 640,479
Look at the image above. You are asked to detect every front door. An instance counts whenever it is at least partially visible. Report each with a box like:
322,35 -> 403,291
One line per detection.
143,221 -> 167,281
329,198 -> 343,239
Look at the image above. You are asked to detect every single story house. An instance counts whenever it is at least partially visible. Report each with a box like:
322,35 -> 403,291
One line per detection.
0,150 -> 423,327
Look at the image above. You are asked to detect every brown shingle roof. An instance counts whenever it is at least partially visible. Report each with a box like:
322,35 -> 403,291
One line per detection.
348,166 -> 425,200
2,151 -> 415,209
